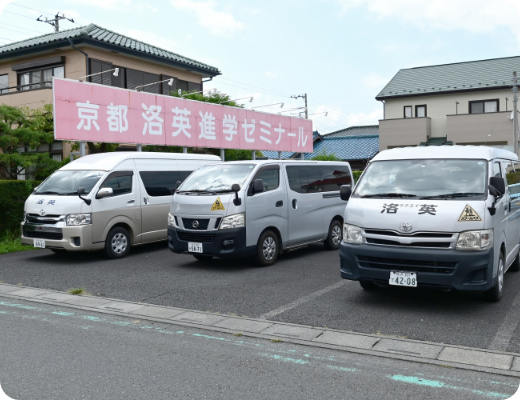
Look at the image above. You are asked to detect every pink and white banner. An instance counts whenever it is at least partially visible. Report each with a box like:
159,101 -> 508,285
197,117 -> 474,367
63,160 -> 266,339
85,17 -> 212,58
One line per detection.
53,78 -> 313,152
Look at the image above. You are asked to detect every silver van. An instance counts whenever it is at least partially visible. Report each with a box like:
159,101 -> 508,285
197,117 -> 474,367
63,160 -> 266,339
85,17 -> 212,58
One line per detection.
339,146 -> 520,302
167,160 -> 352,266
21,152 -> 220,258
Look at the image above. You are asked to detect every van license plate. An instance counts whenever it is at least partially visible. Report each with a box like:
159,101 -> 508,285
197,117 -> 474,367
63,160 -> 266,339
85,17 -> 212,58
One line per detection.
389,271 -> 417,287
33,239 -> 46,249
188,242 -> 203,253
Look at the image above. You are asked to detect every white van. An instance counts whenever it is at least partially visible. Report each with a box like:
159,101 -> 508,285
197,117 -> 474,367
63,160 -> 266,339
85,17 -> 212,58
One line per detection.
167,160 -> 352,266
21,152 -> 220,258
339,146 -> 520,302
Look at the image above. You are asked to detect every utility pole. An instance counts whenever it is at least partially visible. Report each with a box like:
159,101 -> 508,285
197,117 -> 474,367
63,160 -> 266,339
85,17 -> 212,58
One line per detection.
513,72 -> 519,156
291,94 -> 308,159
37,13 -> 74,32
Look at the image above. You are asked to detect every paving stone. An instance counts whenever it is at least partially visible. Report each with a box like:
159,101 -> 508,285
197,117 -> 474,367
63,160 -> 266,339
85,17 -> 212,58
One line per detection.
438,347 -> 513,370
36,293 -> 78,302
95,302 -> 145,313
260,324 -> 323,341
129,306 -> 185,319
511,357 -> 520,372
373,338 -> 443,359
7,288 -> 51,298
0,285 -> 25,295
171,311 -> 225,325
212,317 -> 273,333
62,296 -> 112,308
312,331 -> 380,349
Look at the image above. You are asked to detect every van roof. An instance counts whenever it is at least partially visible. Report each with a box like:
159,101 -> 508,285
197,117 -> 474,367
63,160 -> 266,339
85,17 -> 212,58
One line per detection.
373,146 -> 519,162
207,160 -> 348,165
61,152 -> 221,171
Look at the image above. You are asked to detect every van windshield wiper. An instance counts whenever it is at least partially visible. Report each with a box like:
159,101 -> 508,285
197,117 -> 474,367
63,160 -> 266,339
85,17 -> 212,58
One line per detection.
360,193 -> 418,198
177,190 -> 217,195
420,192 -> 483,199
34,191 -> 61,195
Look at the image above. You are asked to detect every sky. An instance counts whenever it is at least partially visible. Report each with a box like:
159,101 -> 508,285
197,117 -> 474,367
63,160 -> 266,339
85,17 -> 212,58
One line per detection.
0,0 -> 520,134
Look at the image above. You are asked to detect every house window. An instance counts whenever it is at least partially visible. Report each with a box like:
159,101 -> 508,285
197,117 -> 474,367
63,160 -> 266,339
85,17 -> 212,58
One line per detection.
404,106 -> 412,118
0,74 -> 8,94
18,66 -> 64,91
469,99 -> 499,114
415,105 -> 427,117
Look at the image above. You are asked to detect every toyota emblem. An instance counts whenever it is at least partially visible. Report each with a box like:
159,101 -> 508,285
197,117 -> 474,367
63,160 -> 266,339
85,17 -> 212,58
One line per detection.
192,220 -> 199,229
39,209 -> 46,216
399,223 -> 412,232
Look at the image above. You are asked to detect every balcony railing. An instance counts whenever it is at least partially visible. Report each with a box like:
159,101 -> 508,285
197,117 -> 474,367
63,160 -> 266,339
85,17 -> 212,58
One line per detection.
0,81 -> 53,95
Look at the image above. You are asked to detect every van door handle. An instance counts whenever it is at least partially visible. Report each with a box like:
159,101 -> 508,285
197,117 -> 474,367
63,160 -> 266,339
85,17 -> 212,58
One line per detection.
292,199 -> 297,209
127,199 -> 135,204
143,197 -> 149,205
276,201 -> 283,207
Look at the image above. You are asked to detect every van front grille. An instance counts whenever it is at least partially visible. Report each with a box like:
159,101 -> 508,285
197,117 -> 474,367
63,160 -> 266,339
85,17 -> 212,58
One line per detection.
177,231 -> 215,243
26,214 -> 62,225
364,229 -> 453,238
182,218 -> 209,230
23,230 -> 63,240
366,238 -> 451,248
357,255 -> 457,274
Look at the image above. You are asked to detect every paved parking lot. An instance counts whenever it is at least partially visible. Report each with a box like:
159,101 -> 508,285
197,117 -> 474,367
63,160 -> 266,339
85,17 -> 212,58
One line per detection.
2,242 -> 520,353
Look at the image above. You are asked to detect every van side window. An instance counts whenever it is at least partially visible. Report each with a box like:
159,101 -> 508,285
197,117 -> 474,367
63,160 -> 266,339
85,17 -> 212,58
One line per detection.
504,162 -> 520,200
140,171 -> 192,197
286,166 -> 320,194
100,171 -> 133,196
493,162 -> 502,177
319,165 -> 351,192
249,167 -> 279,195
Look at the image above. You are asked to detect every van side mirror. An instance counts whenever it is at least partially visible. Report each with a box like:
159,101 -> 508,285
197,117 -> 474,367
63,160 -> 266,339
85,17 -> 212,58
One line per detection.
253,179 -> 264,194
340,185 -> 352,201
96,187 -> 113,199
489,177 -> 505,196
77,187 -> 91,205
232,183 -> 241,206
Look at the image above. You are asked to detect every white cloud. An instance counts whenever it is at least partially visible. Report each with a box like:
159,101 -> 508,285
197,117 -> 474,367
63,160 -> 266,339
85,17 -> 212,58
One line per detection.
362,73 -> 389,90
171,0 -> 245,35
311,105 -> 383,133
125,30 -> 177,51
337,0 -> 520,44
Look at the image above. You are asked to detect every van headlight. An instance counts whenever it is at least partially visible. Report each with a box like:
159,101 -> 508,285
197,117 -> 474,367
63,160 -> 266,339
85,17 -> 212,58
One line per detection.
219,213 -> 245,229
66,213 -> 91,226
168,212 -> 177,227
343,224 -> 364,244
456,229 -> 493,251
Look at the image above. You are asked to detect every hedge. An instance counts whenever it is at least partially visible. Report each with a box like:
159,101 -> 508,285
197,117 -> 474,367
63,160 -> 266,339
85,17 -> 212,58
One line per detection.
0,180 -> 41,233
352,170 -> 362,183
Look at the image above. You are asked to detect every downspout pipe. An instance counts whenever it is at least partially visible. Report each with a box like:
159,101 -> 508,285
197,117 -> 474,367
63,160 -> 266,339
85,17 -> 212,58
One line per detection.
69,38 -> 90,76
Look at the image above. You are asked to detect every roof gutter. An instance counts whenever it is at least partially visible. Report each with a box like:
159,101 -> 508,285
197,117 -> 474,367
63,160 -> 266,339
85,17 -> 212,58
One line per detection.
68,38 -> 89,75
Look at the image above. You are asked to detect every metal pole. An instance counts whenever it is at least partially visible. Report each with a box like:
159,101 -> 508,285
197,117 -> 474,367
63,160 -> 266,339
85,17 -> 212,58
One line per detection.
220,149 -> 225,161
54,13 -> 59,32
136,144 -> 142,152
79,141 -> 86,157
183,147 -> 187,153
278,151 -> 281,160
302,93 -> 307,160
513,72 -> 519,156
252,150 -> 256,160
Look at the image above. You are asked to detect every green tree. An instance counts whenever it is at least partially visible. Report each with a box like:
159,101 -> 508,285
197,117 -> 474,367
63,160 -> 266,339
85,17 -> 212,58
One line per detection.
311,150 -> 341,161
0,104 -> 64,180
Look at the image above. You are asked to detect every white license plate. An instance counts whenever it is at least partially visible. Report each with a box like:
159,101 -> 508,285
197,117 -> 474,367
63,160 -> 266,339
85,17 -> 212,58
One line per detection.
389,271 -> 417,287
33,239 -> 46,249
188,242 -> 203,253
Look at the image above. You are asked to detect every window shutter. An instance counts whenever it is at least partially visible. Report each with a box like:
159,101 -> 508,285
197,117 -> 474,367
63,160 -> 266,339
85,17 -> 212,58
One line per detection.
126,68 -> 144,90
177,79 -> 188,93
188,82 -> 201,93
89,59 -> 113,85
161,74 -> 177,95
89,59 -> 102,84
143,72 -> 160,93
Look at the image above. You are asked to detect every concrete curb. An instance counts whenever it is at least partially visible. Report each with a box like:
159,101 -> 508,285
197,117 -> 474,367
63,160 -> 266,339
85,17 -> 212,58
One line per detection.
1,282 -> 519,377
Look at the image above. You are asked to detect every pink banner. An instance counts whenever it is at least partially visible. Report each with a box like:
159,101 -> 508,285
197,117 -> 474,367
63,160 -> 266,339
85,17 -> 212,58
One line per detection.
53,78 -> 313,152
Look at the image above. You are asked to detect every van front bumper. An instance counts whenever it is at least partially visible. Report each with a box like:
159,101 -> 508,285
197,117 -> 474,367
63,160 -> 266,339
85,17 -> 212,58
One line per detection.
168,227 -> 255,258
340,242 -> 495,291
21,222 -> 104,251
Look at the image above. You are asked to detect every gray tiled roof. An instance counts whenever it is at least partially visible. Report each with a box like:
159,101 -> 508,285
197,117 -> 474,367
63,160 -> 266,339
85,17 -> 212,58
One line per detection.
0,23 -> 219,74
323,125 -> 379,138
376,56 -> 520,100
304,135 -> 379,160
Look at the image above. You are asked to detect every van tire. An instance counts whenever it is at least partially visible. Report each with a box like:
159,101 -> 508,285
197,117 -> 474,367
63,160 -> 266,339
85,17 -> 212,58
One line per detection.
359,280 -> 378,290
104,227 -> 131,259
483,253 -> 504,302
255,230 -> 279,267
324,220 -> 343,250
193,254 -> 213,261
509,252 -> 520,272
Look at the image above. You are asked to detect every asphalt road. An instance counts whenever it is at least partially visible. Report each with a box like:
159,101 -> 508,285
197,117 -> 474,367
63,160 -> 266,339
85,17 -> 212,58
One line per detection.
0,298 -> 517,400
2,242 -> 520,352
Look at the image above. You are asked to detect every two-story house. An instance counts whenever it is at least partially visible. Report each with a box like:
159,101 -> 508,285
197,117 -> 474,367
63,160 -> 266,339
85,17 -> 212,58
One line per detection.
376,56 -> 519,151
0,23 -> 220,160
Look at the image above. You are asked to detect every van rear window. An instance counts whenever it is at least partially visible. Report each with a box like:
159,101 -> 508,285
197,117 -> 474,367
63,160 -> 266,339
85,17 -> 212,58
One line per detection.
139,171 -> 192,197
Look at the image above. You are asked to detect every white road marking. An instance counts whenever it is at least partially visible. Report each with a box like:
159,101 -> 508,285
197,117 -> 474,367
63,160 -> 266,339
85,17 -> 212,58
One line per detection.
488,284 -> 520,351
258,280 -> 350,320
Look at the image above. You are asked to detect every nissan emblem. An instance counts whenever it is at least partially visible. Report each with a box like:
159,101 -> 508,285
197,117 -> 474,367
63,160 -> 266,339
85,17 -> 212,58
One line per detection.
192,220 -> 199,229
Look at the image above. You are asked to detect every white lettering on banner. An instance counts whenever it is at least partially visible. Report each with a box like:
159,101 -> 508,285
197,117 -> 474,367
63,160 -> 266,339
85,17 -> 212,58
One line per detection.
199,111 -> 216,140
259,121 -> 272,144
243,119 -> 256,143
142,104 -> 163,136
76,100 -> 100,131
275,123 -> 285,145
172,107 -> 192,138
298,127 -> 307,147
223,114 -> 238,141
107,103 -> 128,133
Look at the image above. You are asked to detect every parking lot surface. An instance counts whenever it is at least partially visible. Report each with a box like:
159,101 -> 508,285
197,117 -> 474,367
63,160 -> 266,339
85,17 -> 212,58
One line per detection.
2,243 -> 520,353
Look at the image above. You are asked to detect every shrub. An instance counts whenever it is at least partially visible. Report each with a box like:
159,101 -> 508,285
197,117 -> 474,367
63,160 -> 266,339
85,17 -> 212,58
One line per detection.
353,170 -> 362,183
0,180 -> 41,232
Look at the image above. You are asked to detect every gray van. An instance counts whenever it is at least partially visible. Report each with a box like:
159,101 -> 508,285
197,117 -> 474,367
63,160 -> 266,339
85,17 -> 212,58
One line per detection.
168,160 -> 352,265
339,146 -> 520,302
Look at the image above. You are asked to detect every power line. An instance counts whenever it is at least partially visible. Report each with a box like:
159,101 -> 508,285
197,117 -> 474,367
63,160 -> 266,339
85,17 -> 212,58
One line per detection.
0,22 -> 47,34
0,36 -> 15,42
218,77 -> 293,97
0,25 -> 41,36
3,9 -> 41,20
10,3 -> 55,16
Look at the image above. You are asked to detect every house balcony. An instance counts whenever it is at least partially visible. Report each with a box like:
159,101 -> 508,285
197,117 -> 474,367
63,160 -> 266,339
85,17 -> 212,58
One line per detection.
446,112 -> 513,146
0,81 -> 53,108
378,117 -> 431,150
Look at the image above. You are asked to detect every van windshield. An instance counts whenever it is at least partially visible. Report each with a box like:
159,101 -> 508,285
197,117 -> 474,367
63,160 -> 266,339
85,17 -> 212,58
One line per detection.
354,159 -> 487,199
178,164 -> 255,193
34,170 -> 105,196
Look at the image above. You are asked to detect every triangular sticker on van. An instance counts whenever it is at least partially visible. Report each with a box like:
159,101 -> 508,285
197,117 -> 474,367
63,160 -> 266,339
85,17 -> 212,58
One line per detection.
211,197 -> 225,211
458,204 -> 482,222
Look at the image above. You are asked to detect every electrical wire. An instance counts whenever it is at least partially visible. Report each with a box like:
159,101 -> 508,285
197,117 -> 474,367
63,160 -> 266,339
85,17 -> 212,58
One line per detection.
2,9 -> 42,20
0,22 -> 47,34
10,3 -> 55,16
0,25 -> 42,36
0,36 -> 15,42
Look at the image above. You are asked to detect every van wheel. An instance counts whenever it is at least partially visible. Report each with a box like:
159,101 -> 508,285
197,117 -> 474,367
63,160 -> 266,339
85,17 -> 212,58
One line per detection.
104,227 -> 131,259
193,254 -> 213,262
324,220 -> 343,250
484,253 -> 504,302
509,252 -> 520,272
255,230 -> 279,267
359,280 -> 378,290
